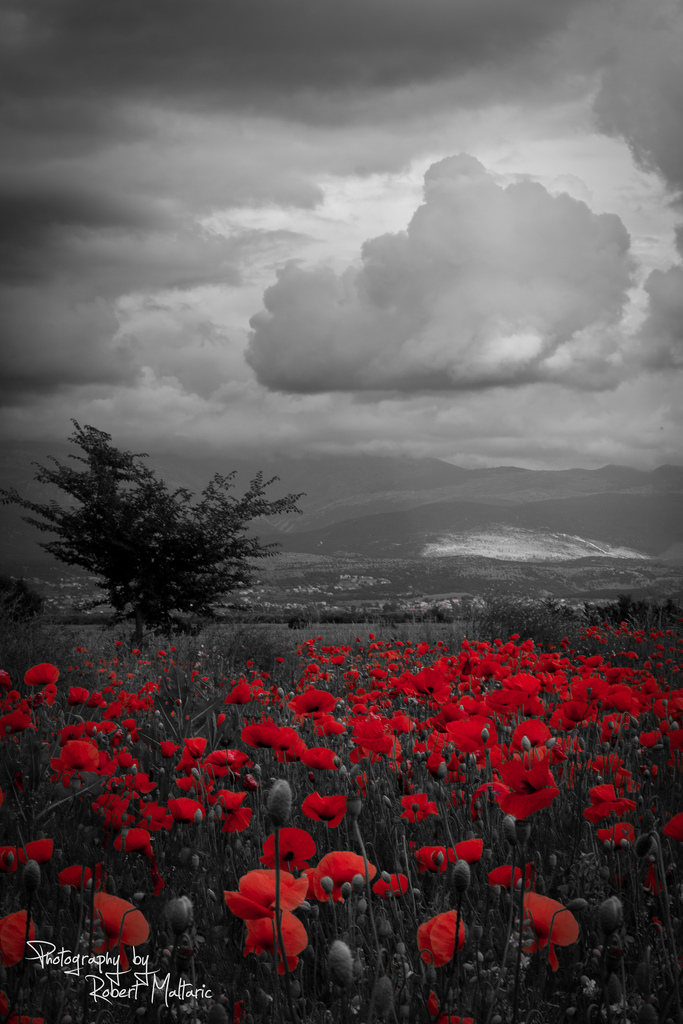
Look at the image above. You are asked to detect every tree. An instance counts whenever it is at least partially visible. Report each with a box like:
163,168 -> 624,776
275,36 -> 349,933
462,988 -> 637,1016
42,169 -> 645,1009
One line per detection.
0,422 -> 304,642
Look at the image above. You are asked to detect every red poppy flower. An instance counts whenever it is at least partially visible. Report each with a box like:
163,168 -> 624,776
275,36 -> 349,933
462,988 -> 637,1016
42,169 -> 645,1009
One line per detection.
114,828 -> 153,859
223,682 -> 256,705
488,863 -> 535,890
0,842 -> 20,875
409,665 -> 452,703
24,663 -> 59,687
68,687 -> 90,705
0,910 -> 35,966
511,719 -> 552,751
301,792 -> 347,828
137,801 -> 173,832
224,869 -> 309,920
168,797 -> 204,823
449,838 -> 484,864
241,721 -> 300,751
243,911 -> 308,973
596,823 -> 635,847
310,851 -> 376,903
373,873 -> 408,898
401,794 -> 439,823
159,742 -> 180,758
446,716 -> 497,753
314,714 -> 346,737
417,910 -> 466,967
301,747 -> 339,770
92,893 -> 149,971
415,846 -> 448,874
663,812 -> 683,841
522,892 -> 579,971
288,688 -> 337,716
217,790 -> 252,833
56,739 -> 100,771
59,864 -> 105,891
427,991 -> 474,1024
470,780 -> 509,821
583,784 -> 636,823
0,711 -> 32,735
498,753 -> 559,819
18,839 -> 53,864
259,828 -> 316,873
183,737 -> 207,759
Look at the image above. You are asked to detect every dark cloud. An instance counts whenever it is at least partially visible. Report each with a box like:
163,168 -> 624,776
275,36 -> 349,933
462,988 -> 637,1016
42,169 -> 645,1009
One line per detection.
590,0 -> 683,196
246,155 -> 634,393
2,1 -> 589,120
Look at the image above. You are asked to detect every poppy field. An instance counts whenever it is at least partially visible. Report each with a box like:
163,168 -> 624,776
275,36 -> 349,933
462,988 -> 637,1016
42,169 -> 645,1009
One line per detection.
0,617 -> 682,1024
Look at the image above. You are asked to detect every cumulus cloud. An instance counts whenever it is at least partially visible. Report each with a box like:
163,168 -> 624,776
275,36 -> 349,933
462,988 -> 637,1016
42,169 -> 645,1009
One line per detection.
637,264 -> 683,369
246,155 -> 634,393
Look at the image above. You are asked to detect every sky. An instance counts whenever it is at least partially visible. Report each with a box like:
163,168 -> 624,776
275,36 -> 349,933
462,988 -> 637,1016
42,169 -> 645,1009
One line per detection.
1,0 -> 682,470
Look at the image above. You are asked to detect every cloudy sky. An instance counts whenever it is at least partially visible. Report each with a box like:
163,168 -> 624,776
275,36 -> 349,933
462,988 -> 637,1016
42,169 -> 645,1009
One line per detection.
1,0 -> 682,470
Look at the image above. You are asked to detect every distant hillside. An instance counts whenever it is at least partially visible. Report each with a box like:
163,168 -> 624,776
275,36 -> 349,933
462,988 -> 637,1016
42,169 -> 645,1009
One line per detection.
258,492 -> 683,561
1,439 -> 681,576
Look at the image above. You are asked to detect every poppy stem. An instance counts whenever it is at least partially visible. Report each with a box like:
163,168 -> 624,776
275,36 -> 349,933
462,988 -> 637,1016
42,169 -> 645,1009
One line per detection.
445,893 -> 463,1017
353,819 -> 383,1022
484,843 -> 517,1024
511,841 -> 526,1024
274,827 -> 299,1024
651,831 -> 682,1023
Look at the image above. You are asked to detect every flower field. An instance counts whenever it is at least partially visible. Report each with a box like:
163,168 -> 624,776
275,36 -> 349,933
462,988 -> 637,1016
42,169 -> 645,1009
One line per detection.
0,618 -> 682,1024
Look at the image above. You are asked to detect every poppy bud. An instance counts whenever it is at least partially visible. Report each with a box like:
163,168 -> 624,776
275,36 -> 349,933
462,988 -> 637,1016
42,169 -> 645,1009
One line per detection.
521,736 -> 531,752
193,808 -> 203,824
341,882 -> 353,899
23,858 -> 41,894
502,815 -> 518,846
320,876 -> 334,894
635,834 -> 655,858
607,973 -> 622,1003
548,854 -> 557,870
346,793 -> 362,819
373,976 -> 394,1018
435,852 -> 445,867
167,896 -> 193,935
453,860 -> 471,893
267,779 -> 292,827
481,728 -> 489,742
328,940 -> 354,986
352,873 -> 365,893
599,896 -> 623,936
636,1005 -> 658,1024
567,898 -> 589,912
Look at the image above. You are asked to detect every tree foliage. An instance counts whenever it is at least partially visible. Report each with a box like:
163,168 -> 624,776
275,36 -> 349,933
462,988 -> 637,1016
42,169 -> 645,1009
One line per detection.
0,422 -> 304,639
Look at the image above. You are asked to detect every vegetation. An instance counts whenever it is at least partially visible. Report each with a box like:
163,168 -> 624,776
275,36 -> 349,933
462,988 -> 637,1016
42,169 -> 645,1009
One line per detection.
0,599 -> 681,1023
0,575 -> 43,621
0,422 -> 303,644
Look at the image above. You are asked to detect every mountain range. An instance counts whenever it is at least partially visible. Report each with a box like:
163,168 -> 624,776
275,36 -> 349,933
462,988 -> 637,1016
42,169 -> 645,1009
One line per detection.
1,440 -> 681,598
